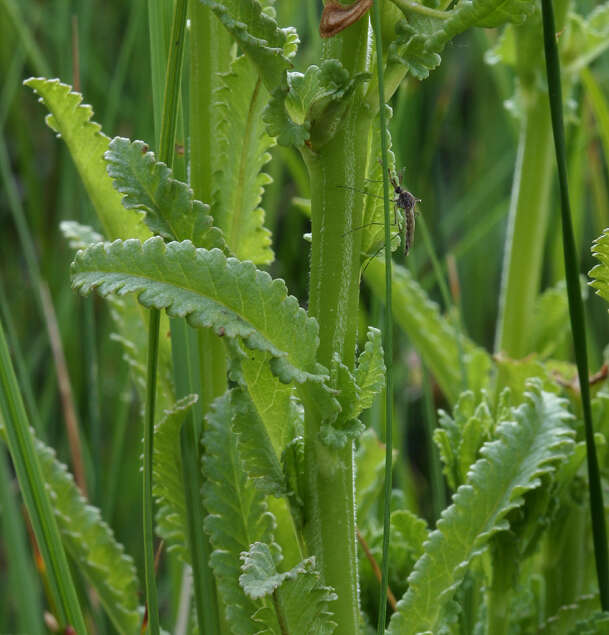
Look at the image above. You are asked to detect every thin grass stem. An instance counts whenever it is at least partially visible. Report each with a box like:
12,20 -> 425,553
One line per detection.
371,2 -> 394,631
0,320 -> 86,632
540,0 -> 609,610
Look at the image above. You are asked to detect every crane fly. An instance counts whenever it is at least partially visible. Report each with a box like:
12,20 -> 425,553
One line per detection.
387,168 -> 420,256
340,167 -> 421,260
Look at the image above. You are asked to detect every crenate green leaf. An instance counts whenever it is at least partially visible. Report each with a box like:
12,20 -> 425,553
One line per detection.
105,137 -> 226,250
240,542 -> 337,634
264,60 -> 370,149
388,0 -> 534,80
319,354 -> 364,449
434,391 -> 494,490
71,238 -> 322,386
354,326 -> 386,414
24,78 -> 148,241
202,391 -> 274,633
387,384 -> 575,634
198,0 -> 297,92
212,55 -> 274,264
152,395 -> 198,563
239,541 -> 285,599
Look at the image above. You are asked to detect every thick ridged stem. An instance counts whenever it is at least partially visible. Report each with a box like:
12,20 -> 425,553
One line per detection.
302,8 -> 371,630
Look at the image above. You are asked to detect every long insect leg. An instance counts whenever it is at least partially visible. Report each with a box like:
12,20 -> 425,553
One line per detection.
360,231 -> 400,276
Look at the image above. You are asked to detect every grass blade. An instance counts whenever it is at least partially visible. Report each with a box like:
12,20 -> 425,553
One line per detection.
143,0 -> 189,631
371,2 -> 394,631
0,319 -> 86,632
540,0 -> 609,609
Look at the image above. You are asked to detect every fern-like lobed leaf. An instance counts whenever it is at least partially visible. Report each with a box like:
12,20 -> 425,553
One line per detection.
105,137 -> 226,251
590,228 -> 609,307
24,78 -> 148,241
389,0 -> 535,80
387,384 -> 575,634
202,391 -> 275,633
198,0 -> 297,92
353,326 -> 386,416
71,238 -> 322,386
264,59 -> 370,149
240,542 -> 337,634
213,55 -> 274,264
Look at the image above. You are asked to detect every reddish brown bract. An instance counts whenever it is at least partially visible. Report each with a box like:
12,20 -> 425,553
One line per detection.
319,0 -> 373,38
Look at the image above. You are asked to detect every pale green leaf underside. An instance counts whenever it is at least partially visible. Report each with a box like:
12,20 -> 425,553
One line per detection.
364,260 -> 491,404
71,238 -> 321,385
61,229 -> 175,414
105,137 -> 226,251
153,395 -> 197,563
24,78 -> 148,242
240,542 -> 337,634
232,386 -> 287,497
202,391 -> 274,633
387,385 -> 574,634
60,220 -> 104,251
241,351 -> 296,456
0,419 -> 141,633
198,0 -> 296,92
213,55 -> 274,264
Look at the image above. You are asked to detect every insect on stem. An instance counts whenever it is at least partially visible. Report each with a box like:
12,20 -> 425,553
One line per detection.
339,167 -> 421,257
387,169 -> 421,256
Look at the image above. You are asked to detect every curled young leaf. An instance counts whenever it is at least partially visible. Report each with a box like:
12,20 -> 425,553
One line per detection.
320,0 -> 373,38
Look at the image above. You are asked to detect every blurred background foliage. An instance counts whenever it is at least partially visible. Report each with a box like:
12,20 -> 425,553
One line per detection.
0,0 -> 608,629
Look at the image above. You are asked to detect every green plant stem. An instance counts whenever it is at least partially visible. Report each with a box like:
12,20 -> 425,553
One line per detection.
302,16 -> 370,632
371,1 -> 395,630
143,310 -> 161,635
494,92 -> 553,358
189,0 -> 231,204
304,121 -> 367,634
147,0 -> 173,145
540,0 -> 609,609
187,4 -> 231,632
143,1 -> 188,631
389,0 -> 450,19
158,0 -> 187,163
486,536 -> 517,635
172,319 -> 220,634
0,320 -> 86,633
